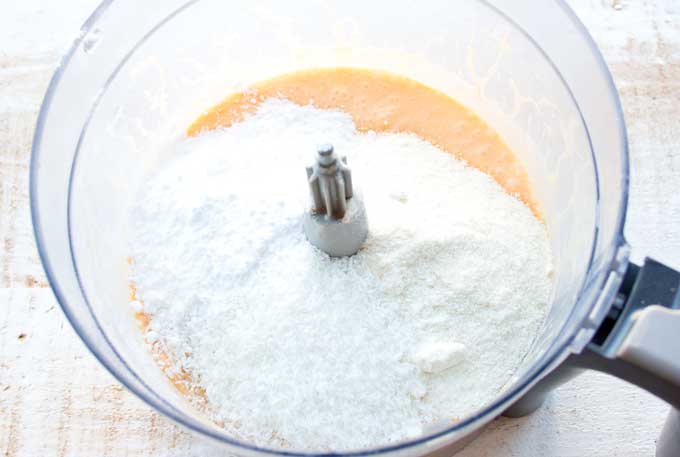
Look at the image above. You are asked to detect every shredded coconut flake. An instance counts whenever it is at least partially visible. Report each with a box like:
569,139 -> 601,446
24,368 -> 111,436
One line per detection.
129,99 -> 552,451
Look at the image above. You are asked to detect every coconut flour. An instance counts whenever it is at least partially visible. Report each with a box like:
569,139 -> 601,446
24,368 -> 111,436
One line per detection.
129,99 -> 552,451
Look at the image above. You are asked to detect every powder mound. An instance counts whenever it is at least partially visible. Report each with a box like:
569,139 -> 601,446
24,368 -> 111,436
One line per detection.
412,341 -> 466,374
129,99 -> 552,451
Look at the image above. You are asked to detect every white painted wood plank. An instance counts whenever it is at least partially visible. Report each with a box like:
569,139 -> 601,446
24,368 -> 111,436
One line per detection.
1,1 -> 678,456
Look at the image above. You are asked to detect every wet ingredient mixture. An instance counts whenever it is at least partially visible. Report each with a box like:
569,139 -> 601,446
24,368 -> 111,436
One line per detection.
129,69 -> 552,451
188,68 -> 539,217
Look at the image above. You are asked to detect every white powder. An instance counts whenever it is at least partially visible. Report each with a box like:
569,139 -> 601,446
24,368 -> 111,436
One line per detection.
129,99 -> 552,451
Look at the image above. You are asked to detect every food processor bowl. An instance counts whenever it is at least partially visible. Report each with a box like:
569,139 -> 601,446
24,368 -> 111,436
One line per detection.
31,1 -> 680,455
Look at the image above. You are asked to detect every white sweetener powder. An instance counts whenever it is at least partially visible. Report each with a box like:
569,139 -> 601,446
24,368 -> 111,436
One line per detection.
129,99 -> 552,451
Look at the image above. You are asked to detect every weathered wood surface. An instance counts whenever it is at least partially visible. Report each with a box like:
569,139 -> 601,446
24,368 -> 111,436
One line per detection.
1,1 -> 678,455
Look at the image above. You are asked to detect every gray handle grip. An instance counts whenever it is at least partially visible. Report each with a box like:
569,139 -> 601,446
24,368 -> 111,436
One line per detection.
585,258 -> 680,457
504,257 -> 680,457
618,306 -> 680,385
587,258 -> 680,407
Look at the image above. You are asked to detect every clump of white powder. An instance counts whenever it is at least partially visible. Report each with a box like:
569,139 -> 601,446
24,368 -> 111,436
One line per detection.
129,99 -> 552,451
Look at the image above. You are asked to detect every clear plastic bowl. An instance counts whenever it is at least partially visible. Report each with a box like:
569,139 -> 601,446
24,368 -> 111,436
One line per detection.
31,1 -> 629,455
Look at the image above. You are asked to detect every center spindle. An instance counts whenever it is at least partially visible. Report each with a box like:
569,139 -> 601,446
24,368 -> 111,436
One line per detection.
303,144 -> 368,257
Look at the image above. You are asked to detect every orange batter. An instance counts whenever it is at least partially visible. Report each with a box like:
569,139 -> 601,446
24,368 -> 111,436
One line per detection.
188,67 -> 539,217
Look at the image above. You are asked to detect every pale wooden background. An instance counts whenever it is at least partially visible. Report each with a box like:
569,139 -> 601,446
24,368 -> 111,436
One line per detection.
1,1 -> 679,456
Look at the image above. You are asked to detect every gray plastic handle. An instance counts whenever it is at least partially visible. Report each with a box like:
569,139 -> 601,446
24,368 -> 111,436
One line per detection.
505,257 -> 680,457
589,258 -> 680,407
618,305 -> 680,384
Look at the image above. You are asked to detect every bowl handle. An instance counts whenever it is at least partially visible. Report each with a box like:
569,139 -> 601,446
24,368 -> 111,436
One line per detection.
504,258 -> 680,457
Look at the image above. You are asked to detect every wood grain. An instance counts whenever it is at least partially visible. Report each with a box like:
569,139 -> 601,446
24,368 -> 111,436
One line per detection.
1,1 -> 678,456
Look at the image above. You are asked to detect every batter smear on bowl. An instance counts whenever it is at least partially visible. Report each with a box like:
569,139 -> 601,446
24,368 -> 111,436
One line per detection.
128,68 -> 552,451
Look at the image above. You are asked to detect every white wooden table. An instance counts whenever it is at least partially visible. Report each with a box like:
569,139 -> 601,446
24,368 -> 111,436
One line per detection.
1,1 -> 678,456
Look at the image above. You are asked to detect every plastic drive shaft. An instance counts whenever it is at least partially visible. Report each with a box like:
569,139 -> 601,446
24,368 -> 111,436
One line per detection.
303,144 -> 368,257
